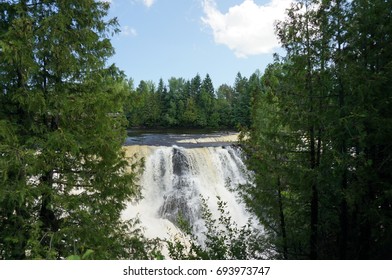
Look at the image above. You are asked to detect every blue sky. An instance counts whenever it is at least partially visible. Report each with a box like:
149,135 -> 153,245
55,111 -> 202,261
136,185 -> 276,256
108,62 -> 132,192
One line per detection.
106,0 -> 291,88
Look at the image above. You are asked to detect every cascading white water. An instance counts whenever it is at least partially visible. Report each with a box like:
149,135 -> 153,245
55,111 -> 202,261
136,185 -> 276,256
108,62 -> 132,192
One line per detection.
122,141 -> 253,242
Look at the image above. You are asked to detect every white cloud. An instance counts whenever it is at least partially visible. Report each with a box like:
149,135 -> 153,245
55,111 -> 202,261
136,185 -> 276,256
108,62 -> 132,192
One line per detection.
142,0 -> 155,8
121,26 -> 138,37
201,0 -> 291,58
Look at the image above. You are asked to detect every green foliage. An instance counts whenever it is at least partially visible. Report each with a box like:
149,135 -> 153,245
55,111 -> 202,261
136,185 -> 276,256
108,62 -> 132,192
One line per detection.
3,0 -> 390,261
167,197 -> 269,260
124,72 -> 254,129
0,0 -> 159,260
67,249 -> 94,260
232,73 -> 251,128
242,0 -> 392,259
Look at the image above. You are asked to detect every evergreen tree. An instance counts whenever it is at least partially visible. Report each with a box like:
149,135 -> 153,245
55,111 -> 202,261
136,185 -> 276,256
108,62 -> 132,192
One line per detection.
341,0 -> 392,258
199,74 -> 215,127
216,84 -> 234,128
190,73 -> 202,98
232,73 -> 250,128
244,0 -> 392,259
0,0 -> 149,259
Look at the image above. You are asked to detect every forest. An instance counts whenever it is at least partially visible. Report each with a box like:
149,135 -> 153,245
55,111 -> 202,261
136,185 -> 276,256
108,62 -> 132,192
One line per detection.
124,72 -> 253,129
0,0 -> 391,260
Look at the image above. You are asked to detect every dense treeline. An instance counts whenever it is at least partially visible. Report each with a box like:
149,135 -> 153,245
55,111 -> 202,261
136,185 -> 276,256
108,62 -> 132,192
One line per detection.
241,0 -> 392,259
124,72 -> 255,129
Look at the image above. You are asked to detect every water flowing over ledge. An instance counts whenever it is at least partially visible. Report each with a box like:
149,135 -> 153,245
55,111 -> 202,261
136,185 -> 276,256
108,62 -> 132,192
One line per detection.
122,142 -> 254,243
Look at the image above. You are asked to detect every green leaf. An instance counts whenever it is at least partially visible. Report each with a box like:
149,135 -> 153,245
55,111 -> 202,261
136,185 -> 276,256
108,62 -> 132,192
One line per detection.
66,255 -> 81,260
82,249 -> 94,260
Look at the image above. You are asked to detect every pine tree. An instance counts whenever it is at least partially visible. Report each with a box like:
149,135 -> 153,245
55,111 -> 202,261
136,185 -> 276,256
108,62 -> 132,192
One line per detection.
232,73 -> 250,128
342,0 -> 392,259
0,0 -> 148,259
244,0 -> 392,259
199,74 -> 215,127
241,62 -> 292,259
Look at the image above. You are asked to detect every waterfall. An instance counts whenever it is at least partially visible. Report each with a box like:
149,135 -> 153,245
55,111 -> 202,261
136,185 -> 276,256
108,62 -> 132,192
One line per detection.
122,143 -> 253,242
